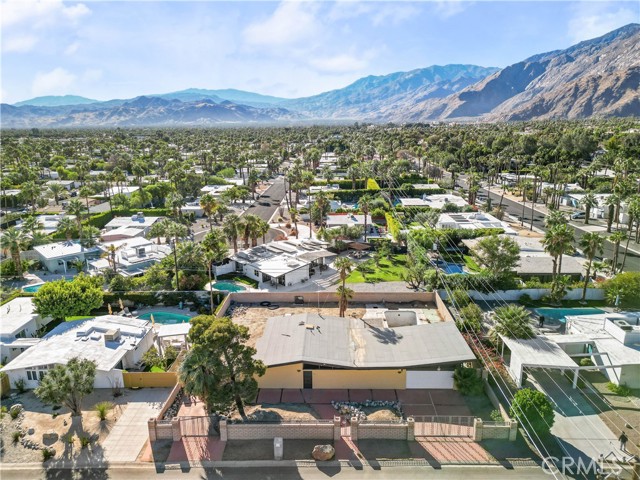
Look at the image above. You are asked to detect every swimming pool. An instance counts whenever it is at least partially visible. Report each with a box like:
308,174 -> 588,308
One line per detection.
433,260 -> 465,275
23,278 -> 72,293
138,311 -> 192,325
535,307 -> 606,324
211,281 -> 247,292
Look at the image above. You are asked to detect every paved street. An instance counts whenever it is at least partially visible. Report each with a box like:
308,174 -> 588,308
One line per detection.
456,176 -> 640,272
243,176 -> 286,222
0,465 -> 560,480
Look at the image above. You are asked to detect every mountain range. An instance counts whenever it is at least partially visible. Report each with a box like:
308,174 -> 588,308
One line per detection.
2,24 -> 638,127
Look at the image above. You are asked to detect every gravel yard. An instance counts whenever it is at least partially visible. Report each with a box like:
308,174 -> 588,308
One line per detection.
232,404 -> 321,422
0,390 -> 127,464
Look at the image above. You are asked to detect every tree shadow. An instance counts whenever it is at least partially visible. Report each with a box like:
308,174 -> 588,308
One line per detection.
368,326 -> 402,345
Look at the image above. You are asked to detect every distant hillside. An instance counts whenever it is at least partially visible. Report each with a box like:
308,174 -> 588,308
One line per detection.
151,88 -> 287,108
283,65 -> 499,118
399,23 -> 640,122
14,95 -> 99,107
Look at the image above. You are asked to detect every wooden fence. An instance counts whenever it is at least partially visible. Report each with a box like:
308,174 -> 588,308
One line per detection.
122,371 -> 178,388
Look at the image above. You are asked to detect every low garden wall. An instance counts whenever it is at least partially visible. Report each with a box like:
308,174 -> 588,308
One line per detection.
122,371 -> 178,388
222,420 -> 335,441
473,419 -> 518,441
466,288 -> 604,302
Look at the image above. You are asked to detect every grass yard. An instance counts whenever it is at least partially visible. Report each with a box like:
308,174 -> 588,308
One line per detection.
463,255 -> 482,273
65,315 -> 95,321
216,274 -> 259,288
346,254 -> 407,283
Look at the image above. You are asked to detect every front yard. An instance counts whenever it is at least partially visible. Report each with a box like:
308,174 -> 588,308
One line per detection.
346,254 -> 407,283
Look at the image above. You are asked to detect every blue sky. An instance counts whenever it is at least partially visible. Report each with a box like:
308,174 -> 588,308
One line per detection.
1,0 -> 638,103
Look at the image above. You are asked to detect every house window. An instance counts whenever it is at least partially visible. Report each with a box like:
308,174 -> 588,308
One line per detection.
15,329 -> 27,339
254,269 -> 260,277
26,370 -> 37,381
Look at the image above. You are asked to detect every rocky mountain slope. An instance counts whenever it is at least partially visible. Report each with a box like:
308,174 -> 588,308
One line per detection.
398,23 -> 640,122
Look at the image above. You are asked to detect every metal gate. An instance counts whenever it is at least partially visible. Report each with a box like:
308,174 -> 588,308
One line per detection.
180,415 -> 219,437
413,415 -> 474,437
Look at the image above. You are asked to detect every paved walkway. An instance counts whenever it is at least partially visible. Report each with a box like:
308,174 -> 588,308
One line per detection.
102,388 -> 172,462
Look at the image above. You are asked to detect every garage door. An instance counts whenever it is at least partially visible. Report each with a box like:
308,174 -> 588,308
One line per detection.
406,371 -> 454,389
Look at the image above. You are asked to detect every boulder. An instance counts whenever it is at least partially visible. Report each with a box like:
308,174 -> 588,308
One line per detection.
42,432 -> 59,445
312,444 -> 335,461
27,428 -> 35,435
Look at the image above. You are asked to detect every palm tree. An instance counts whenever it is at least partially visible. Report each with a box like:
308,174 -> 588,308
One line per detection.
334,257 -> 354,292
102,243 -> 125,271
21,216 -> 43,236
608,231 -> 626,274
81,225 -> 101,247
359,193 -> 374,242
289,208 -> 299,239
579,232 -> 604,302
164,221 -> 188,290
489,305 -> 533,344
253,218 -> 270,246
241,214 -> 261,248
47,183 -> 67,205
222,214 -> 242,253
544,209 -> 566,229
605,194 -> 619,233
1,227 -> 28,277
66,198 -> 86,235
166,191 -> 185,217
200,193 -> 220,232
542,224 -> 574,281
336,285 -> 354,317
203,250 -> 217,313
57,216 -> 76,241
580,193 -> 598,225
79,185 -> 93,212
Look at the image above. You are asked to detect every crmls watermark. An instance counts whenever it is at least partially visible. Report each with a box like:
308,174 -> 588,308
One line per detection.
542,456 -> 622,477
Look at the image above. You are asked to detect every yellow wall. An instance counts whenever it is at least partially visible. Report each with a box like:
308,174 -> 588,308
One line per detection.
257,364 -> 303,389
122,372 -> 178,388
312,369 -> 406,389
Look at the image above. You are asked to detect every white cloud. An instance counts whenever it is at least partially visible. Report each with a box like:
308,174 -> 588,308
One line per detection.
433,0 -> 468,19
309,49 -> 377,73
2,34 -> 38,53
2,0 -> 90,28
64,41 -> 80,55
82,68 -> 102,82
243,2 -> 320,48
328,1 -> 419,26
567,4 -> 637,43
32,67 -> 77,96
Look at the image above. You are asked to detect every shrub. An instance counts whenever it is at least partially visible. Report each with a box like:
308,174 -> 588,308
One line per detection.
510,388 -> 555,437
607,383 -> 631,397
95,401 -> 114,421
518,293 -> 533,305
65,434 -> 75,444
366,178 -> 381,190
41,447 -> 55,461
14,378 -> 26,394
453,366 -> 483,396
9,408 -> 21,420
490,410 -> 504,422
579,358 -> 594,367
12,431 -> 22,443
449,289 -> 471,309
0,259 -> 17,277
458,303 -> 483,333
80,436 -> 91,449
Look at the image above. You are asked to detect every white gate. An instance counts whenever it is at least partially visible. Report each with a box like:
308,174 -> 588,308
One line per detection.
406,370 -> 454,389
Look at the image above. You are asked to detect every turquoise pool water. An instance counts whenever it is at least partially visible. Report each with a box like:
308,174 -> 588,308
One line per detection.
535,307 -> 606,324
212,281 -> 246,292
23,279 -> 72,293
138,311 -> 192,325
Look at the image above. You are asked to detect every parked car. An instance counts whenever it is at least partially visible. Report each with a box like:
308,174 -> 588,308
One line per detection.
571,211 -> 586,220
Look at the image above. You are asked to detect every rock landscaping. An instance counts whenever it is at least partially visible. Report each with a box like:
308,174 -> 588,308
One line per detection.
331,400 -> 402,421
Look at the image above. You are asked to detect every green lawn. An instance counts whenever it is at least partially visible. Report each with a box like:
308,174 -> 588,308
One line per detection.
463,255 -> 482,272
346,254 -> 407,283
65,315 -> 95,321
216,274 -> 259,288
150,366 -> 166,373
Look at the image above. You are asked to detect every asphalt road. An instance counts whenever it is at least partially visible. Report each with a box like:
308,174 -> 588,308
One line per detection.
243,176 -> 286,222
456,176 -> 640,273
0,465 -> 561,480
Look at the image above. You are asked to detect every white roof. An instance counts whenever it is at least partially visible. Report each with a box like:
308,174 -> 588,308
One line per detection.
2,316 -> 151,372
157,322 -> 191,338
501,335 -> 578,369
326,214 -> 373,227
412,184 -> 440,189
401,194 -> 466,209
437,212 -> 509,231
104,216 -> 161,230
34,241 -> 100,260
201,184 -> 234,195
18,215 -> 76,234
0,297 -> 39,336
103,186 -> 140,196
101,226 -> 147,239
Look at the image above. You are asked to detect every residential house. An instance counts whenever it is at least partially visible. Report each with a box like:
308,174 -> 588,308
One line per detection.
399,194 -> 467,210
102,213 -> 162,242
102,186 -> 140,197
325,214 -> 382,239
436,212 -> 516,235
18,214 -> 76,235
45,179 -> 78,191
33,241 -> 100,273
0,298 -> 51,363
89,237 -> 171,277
1,316 -> 154,389
215,239 -> 335,288
256,313 -> 476,389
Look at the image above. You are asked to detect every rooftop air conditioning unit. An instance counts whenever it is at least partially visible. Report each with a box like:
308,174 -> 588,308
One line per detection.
104,328 -> 121,342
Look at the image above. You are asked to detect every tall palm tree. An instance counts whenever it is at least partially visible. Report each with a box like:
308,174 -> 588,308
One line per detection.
200,193 -> 220,232
334,257 -> 354,292
57,216 -> 76,241
241,214 -> 261,248
164,220 -> 189,290
579,232 -> 604,302
47,183 -> 67,205
580,193 -> 598,225
102,243 -> 125,271
544,209 -> 567,229
289,208 -> 299,239
359,193 -> 374,242
1,227 -> 28,277
542,224 -> 575,281
253,218 -> 270,246
223,214 -> 242,253
79,185 -> 93,212
66,198 -> 86,235
336,285 -> 354,318
609,231 -> 626,274
166,191 -> 185,217
81,225 -> 101,247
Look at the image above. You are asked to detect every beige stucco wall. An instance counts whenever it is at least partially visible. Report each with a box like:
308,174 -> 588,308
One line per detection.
257,363 -> 303,389
311,369 -> 406,389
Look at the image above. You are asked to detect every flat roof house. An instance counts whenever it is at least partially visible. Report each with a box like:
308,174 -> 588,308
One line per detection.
102,213 -> 162,242
399,194 -> 467,210
1,316 -> 154,389
325,214 -> 383,240
437,212 -> 516,235
33,241 -> 100,273
0,298 -> 51,363
216,239 -> 335,288
256,313 -> 476,390
102,186 -> 140,197
18,214 -> 76,235
89,237 -> 171,277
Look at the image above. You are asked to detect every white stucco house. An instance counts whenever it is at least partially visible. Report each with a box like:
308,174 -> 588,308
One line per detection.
89,237 -> 171,277
436,212 -> 516,235
1,316 -> 154,389
33,241 -> 101,273
215,239 -> 335,288
0,297 -> 52,363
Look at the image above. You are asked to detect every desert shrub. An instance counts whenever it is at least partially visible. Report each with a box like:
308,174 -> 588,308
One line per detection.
41,447 -> 55,461
12,431 -> 22,443
449,288 -> 471,308
458,303 -> 483,333
490,410 -> 504,422
579,358 -> 594,367
80,436 -> 91,449
95,401 -> 114,421
14,378 -> 26,394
